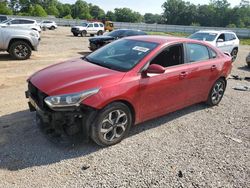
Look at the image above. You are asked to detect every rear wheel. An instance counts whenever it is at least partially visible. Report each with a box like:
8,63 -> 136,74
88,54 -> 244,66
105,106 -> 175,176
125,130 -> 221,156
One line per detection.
9,41 -> 32,60
50,26 -> 55,30
97,30 -> 103,36
206,78 -> 226,106
231,48 -> 238,62
91,102 -> 132,146
81,30 -> 87,37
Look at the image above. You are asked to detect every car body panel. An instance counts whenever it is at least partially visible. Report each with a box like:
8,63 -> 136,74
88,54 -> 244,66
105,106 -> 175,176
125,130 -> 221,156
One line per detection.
28,36 -> 232,125
0,26 -> 40,51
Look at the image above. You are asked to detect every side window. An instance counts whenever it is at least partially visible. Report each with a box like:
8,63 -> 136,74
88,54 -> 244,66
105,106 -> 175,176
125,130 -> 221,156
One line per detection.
100,23 -> 104,27
150,44 -> 183,67
11,19 -> 20,24
209,48 -> 217,59
186,43 -> 210,62
225,33 -> 236,41
20,20 -> 34,24
94,23 -> 99,27
88,24 -> 93,28
217,34 -> 225,42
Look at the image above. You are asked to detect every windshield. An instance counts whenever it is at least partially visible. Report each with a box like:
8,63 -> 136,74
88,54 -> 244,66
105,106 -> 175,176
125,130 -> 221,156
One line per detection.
85,39 -> 158,72
81,23 -> 88,27
189,32 -> 218,41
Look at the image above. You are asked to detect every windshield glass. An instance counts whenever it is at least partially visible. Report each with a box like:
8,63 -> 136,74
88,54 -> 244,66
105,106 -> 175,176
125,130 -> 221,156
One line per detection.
189,32 -> 218,41
85,39 -> 158,72
81,23 -> 88,27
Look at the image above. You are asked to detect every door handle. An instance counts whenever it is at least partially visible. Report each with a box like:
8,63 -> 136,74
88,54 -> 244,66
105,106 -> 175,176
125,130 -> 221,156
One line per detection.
211,65 -> 217,71
179,71 -> 188,79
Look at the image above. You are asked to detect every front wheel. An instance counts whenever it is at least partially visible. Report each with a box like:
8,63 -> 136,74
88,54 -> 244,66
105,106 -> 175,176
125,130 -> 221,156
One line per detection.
91,102 -> 132,146
50,26 -> 55,30
206,78 -> 226,106
81,30 -> 87,37
9,41 -> 32,60
97,30 -> 103,36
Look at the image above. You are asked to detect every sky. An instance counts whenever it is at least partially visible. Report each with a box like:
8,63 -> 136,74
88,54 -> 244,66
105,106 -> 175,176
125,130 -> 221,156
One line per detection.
60,0 -> 242,14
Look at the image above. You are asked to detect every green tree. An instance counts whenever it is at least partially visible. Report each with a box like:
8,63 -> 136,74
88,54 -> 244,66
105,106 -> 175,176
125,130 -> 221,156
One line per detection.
89,4 -> 105,19
114,8 -> 143,22
31,4 -> 47,17
71,0 -> 91,19
144,13 -> 163,24
47,5 -> 59,17
106,11 -> 116,21
0,1 -> 13,15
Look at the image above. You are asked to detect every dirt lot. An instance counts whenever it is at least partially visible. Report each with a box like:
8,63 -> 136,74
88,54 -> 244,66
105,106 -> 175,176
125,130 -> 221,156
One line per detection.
0,27 -> 249,187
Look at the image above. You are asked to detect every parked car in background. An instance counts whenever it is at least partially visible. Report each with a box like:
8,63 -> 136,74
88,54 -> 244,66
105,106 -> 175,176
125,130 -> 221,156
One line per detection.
39,20 -> 57,30
89,29 -> 147,51
26,36 -> 232,146
246,53 -> 250,67
189,30 -> 239,61
0,18 -> 41,32
71,22 -> 104,37
0,26 -> 40,60
0,15 -> 7,23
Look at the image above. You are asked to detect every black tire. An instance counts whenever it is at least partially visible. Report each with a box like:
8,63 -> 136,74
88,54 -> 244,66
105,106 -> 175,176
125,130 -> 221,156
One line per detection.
91,102 -> 132,146
50,26 -> 55,30
81,30 -> 87,37
90,34 -> 95,37
9,41 -> 32,60
231,48 -> 238,62
97,30 -> 103,36
206,78 -> 226,106
73,33 -> 78,37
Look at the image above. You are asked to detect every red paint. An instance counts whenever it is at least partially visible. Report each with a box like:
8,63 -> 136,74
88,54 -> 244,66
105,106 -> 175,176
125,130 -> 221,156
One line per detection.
29,36 -> 232,125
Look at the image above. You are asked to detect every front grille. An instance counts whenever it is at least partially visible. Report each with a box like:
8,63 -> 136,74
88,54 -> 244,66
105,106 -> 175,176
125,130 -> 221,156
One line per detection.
28,82 -> 48,110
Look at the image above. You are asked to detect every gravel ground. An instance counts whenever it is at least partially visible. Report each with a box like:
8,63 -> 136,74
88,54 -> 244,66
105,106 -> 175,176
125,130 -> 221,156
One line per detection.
0,27 -> 249,188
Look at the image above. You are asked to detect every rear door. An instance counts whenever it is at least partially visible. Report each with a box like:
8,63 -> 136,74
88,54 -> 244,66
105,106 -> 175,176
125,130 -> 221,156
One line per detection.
224,33 -> 237,53
184,43 -> 221,104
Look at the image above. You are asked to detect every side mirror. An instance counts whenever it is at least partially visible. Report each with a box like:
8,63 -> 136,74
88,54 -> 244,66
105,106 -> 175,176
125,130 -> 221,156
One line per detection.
217,38 -> 224,42
145,64 -> 165,74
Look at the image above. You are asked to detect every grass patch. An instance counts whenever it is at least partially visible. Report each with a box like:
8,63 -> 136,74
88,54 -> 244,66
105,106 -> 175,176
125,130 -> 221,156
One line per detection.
240,38 -> 250,45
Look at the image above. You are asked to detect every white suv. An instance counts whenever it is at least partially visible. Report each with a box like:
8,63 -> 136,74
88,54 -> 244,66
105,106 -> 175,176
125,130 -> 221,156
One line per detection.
0,18 -> 41,32
71,22 -> 104,37
189,30 -> 240,61
39,20 -> 57,30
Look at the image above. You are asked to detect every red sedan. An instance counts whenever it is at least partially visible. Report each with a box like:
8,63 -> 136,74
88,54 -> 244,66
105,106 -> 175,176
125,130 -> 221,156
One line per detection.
26,36 -> 232,146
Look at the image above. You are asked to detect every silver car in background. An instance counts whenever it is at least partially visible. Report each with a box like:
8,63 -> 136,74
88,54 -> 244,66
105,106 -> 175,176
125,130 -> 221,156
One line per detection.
39,20 -> 57,30
0,26 -> 40,60
189,30 -> 240,61
0,18 -> 41,32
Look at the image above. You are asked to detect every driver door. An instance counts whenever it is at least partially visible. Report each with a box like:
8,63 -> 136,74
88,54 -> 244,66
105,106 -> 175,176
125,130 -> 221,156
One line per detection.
138,44 -> 190,121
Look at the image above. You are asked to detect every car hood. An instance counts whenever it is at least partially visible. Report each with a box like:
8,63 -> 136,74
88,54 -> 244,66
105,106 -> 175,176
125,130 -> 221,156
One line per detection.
89,35 -> 115,42
72,26 -> 86,29
29,58 -> 125,96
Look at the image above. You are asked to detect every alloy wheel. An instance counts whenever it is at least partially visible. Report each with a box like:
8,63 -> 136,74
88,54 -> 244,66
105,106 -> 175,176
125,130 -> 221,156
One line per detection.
14,44 -> 29,58
100,110 -> 128,142
211,81 -> 225,104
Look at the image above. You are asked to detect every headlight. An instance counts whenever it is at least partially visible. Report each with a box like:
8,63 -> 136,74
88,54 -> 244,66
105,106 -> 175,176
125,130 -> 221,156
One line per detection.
44,88 -> 99,109
30,31 -> 39,38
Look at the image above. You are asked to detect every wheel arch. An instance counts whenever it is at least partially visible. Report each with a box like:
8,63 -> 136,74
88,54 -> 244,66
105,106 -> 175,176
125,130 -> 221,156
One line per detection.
8,38 -> 34,51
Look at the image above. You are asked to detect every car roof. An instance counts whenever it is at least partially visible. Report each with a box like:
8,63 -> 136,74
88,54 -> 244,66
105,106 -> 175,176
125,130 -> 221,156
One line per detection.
196,30 -> 236,34
126,35 -> 197,44
12,18 -> 36,21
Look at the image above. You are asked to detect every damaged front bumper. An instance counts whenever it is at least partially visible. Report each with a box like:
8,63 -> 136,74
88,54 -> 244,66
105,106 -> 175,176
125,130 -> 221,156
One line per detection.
25,90 -> 97,142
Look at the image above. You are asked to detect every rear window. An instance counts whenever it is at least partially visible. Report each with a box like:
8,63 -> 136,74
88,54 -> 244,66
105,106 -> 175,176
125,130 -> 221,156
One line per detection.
94,23 -> 99,27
